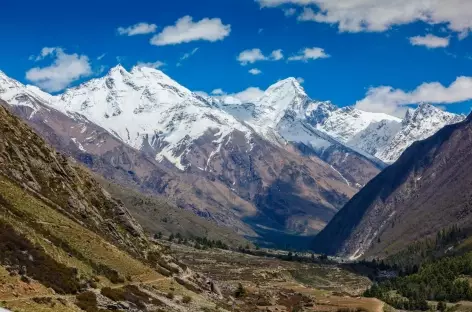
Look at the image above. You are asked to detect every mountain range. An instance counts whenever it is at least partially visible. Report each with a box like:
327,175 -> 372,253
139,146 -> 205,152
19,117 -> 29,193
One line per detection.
0,65 -> 464,247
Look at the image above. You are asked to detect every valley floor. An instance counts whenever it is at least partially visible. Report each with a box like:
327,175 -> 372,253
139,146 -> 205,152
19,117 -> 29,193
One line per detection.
169,243 -> 384,312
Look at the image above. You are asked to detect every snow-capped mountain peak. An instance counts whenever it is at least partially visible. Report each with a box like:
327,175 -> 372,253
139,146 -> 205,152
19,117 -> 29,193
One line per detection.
1,66 -> 465,171
406,103 -> 463,125
41,65 -> 252,170
0,70 -> 54,110
373,103 -> 465,163
253,77 -> 309,127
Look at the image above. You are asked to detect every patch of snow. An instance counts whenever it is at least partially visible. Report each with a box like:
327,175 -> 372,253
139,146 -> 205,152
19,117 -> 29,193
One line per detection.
330,165 -> 351,186
71,138 -> 86,152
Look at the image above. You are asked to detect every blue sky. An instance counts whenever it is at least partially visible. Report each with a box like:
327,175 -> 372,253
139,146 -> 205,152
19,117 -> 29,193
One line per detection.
1,0 -> 472,116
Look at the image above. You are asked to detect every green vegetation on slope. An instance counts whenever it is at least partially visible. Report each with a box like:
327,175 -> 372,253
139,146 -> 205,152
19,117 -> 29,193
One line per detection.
365,252 -> 472,310
384,225 -> 467,272
0,174 -> 160,289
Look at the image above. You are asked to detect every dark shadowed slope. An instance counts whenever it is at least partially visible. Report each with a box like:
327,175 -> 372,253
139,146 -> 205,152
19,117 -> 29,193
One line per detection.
314,113 -> 470,259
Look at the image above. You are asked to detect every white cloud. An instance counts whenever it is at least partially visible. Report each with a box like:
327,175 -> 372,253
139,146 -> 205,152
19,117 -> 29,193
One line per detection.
296,77 -> 305,84
194,91 -> 209,97
270,49 -> 284,61
249,68 -> 262,75
355,76 -> 472,116
209,87 -> 264,103
232,87 -> 265,102
288,47 -> 330,61
97,53 -> 106,60
136,60 -> 166,69
180,47 -> 199,61
257,0 -> 472,36
97,65 -> 107,75
257,0 -> 317,6
211,88 -> 226,95
150,16 -> 231,46
206,87 -> 264,103
25,47 -> 92,92
117,22 -> 157,36
237,49 -> 267,65
237,48 -> 284,65
34,47 -> 57,61
284,8 -> 297,16
409,34 -> 450,48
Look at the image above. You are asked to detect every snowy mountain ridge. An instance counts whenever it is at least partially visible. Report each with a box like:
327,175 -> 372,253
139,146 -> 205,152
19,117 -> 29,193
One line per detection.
0,66 -> 464,169
305,99 -> 464,163
373,103 -> 466,163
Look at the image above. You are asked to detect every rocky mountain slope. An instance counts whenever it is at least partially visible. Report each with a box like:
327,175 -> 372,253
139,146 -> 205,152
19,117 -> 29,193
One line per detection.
0,99 -> 387,312
0,67 -> 385,248
0,102 -> 231,312
313,112 -> 472,259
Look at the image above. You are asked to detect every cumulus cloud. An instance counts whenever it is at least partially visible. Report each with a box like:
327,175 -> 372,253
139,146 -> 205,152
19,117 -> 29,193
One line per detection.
211,88 -> 226,95
136,60 -> 166,69
237,48 -> 284,65
288,47 -> 330,61
26,47 -> 92,92
355,76 -> 472,116
270,49 -> 284,61
237,49 -> 266,65
232,87 -> 265,102
34,47 -> 57,61
249,68 -> 262,75
117,22 -> 157,36
284,8 -> 297,16
150,16 -> 231,46
194,91 -> 209,97
409,34 -> 450,48
257,0 -> 472,36
209,87 -> 265,103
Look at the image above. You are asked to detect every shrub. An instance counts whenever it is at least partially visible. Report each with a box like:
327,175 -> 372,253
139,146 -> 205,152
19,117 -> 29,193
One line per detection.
0,222 -> 83,294
183,295 -> 192,304
76,291 -> 99,312
235,283 -> 246,298
101,287 -> 125,302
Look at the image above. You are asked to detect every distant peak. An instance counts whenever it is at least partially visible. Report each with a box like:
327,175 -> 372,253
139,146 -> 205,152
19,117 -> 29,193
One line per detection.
107,64 -> 129,76
275,77 -> 303,88
130,65 -> 165,75
264,77 -> 307,97
416,102 -> 436,111
414,103 -> 448,117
